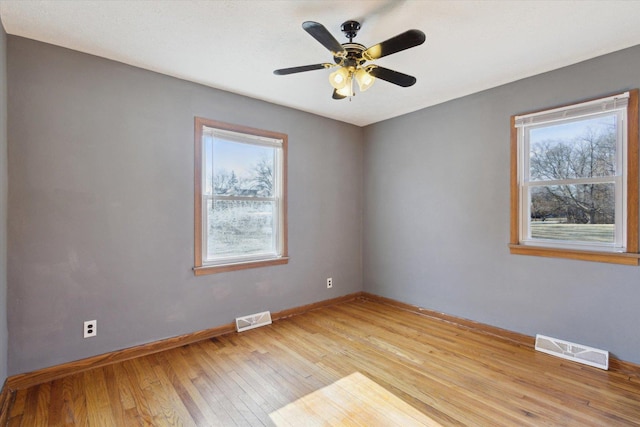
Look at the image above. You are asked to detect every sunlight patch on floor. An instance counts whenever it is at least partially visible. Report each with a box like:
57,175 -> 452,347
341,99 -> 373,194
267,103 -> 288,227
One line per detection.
269,372 -> 441,426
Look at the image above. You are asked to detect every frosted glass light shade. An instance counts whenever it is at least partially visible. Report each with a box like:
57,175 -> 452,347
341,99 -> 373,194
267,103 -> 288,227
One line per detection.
355,68 -> 375,92
329,67 -> 350,90
336,82 -> 352,97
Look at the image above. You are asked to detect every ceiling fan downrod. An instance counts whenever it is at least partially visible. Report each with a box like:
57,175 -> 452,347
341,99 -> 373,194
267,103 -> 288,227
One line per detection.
340,20 -> 361,43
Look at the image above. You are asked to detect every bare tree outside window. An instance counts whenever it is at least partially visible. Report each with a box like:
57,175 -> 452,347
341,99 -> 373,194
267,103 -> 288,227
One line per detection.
527,115 -> 617,243
251,157 -> 273,197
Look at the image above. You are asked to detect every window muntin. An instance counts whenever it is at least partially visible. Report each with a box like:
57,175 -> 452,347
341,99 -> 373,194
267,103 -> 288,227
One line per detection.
194,118 -> 288,274
510,90 -> 640,264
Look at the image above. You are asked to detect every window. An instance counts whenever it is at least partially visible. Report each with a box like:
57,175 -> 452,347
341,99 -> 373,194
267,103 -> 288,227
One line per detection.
194,118 -> 288,275
510,90 -> 639,265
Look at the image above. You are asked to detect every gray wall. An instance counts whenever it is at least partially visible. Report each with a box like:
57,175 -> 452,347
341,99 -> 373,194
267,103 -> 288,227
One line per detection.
364,44 -> 640,364
7,31 -> 640,376
0,18 -> 8,385
7,37 -> 363,375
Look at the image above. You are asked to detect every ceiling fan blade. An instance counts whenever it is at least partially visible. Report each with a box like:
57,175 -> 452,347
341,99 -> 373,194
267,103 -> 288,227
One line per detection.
363,29 -> 426,60
302,21 -> 346,55
368,66 -> 417,87
332,89 -> 347,100
273,63 -> 333,75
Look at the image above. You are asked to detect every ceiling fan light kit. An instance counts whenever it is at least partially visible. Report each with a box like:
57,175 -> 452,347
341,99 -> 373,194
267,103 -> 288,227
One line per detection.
274,19 -> 426,100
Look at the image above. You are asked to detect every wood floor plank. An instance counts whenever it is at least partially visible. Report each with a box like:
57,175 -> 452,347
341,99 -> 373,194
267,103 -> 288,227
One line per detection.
8,299 -> 640,426
117,360 -> 155,426
147,355 -> 199,426
184,343 -> 252,426
84,367 -> 118,427
8,388 -> 26,419
65,373 -> 89,427
58,375 -> 77,426
155,350 -> 223,425
102,365 -> 128,425
110,363 -> 135,411
179,346 -> 240,425
46,378 -> 64,426
190,373 -> 238,426
17,384 -> 43,426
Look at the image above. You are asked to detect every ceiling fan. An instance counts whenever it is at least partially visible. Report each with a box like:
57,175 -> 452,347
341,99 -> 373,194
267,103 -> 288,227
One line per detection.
274,20 -> 426,99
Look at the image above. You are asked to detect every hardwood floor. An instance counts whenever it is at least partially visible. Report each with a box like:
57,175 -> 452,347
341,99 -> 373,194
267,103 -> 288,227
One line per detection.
6,298 -> 640,426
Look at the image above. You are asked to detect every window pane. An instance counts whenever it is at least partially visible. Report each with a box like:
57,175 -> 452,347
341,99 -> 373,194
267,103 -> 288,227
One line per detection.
207,199 -> 275,259
529,114 -> 617,181
529,184 -> 615,243
213,139 -> 274,197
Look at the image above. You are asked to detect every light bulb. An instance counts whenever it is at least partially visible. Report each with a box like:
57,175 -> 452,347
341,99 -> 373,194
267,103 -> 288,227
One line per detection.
336,78 -> 352,97
355,68 -> 375,92
329,67 -> 350,90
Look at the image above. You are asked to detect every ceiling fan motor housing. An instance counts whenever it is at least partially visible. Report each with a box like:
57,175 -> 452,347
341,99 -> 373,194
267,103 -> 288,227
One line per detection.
333,43 -> 367,69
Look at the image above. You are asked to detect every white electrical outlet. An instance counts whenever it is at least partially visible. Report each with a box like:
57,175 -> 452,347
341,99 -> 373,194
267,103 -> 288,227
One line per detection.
327,277 -> 333,289
84,320 -> 97,338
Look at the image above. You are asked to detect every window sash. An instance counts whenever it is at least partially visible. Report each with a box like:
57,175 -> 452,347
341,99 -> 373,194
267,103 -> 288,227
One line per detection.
521,183 -> 620,249
201,138 -> 284,265
201,195 -> 283,265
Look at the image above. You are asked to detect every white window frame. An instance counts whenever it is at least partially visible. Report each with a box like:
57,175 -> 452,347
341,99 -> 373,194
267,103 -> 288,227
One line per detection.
516,93 -> 628,252
509,90 -> 640,265
194,118 -> 288,275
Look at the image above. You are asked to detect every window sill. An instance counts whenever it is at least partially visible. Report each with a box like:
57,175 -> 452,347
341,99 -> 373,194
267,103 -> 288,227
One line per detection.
508,244 -> 640,265
193,257 -> 289,276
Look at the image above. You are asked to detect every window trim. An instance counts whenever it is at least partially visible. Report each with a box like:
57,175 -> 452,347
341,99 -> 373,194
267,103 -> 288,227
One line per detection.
509,89 -> 640,265
193,117 -> 288,275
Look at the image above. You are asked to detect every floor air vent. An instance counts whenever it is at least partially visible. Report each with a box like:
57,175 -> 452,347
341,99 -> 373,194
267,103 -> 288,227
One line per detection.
535,334 -> 608,370
235,311 -> 272,332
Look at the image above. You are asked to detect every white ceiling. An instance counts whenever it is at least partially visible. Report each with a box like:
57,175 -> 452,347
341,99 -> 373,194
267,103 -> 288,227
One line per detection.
2,1 -> 640,126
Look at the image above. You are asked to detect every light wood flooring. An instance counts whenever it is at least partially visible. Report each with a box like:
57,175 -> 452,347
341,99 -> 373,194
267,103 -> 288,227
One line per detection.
5,298 -> 640,426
